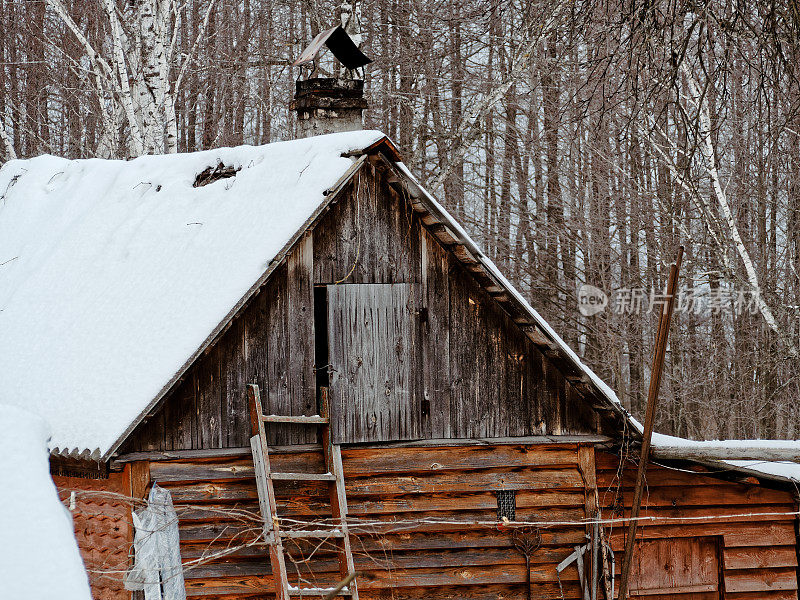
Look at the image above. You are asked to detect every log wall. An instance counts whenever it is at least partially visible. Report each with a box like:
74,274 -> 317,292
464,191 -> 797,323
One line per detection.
146,442 -> 595,600
596,451 -> 799,600
123,165 -> 600,454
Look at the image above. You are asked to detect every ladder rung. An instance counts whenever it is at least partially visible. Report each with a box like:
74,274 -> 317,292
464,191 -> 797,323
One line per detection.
281,529 -> 345,539
289,587 -> 352,597
271,472 -> 336,481
262,414 -> 329,424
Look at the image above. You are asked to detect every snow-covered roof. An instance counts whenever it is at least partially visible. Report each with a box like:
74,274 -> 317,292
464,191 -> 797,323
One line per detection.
635,424 -> 800,485
0,404 -> 92,600
4,128 -> 798,484
0,131 -> 385,457
0,130 -> 627,460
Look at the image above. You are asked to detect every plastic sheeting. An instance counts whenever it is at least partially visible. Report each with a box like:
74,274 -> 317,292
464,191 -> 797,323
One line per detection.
125,484 -> 186,600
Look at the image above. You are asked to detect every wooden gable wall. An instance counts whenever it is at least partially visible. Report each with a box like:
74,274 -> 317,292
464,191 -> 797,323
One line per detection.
121,162 -> 602,454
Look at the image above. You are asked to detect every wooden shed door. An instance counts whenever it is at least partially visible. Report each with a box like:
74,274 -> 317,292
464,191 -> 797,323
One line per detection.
629,537 -> 721,599
327,283 -> 416,443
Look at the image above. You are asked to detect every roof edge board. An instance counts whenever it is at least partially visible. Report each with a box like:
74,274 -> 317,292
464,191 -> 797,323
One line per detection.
101,155 -> 370,461
374,154 -> 628,426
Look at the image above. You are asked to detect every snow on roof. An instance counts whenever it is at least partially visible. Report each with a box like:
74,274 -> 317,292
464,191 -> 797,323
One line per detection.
0,128 -> 631,460
722,459 -> 800,482
629,420 -> 800,484
0,131 -> 384,457
0,404 -> 92,600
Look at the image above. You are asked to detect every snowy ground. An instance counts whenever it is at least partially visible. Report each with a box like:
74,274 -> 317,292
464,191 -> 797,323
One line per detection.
0,404 -> 91,600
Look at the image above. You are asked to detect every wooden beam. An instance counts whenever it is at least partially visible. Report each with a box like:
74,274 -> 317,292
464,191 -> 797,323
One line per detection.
428,223 -> 459,245
112,444 -> 321,465
129,460 -> 151,500
617,246 -> 683,600
652,446 -> 800,462
336,435 -> 612,450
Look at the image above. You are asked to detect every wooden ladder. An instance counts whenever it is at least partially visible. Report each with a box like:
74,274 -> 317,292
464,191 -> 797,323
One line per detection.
247,384 -> 359,600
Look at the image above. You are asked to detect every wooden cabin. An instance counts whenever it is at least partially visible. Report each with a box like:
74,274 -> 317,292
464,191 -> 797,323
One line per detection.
1,130 -> 798,600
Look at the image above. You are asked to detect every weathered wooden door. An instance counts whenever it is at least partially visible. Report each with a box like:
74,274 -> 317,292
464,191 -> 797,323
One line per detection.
629,537 -> 721,599
327,283 -> 416,443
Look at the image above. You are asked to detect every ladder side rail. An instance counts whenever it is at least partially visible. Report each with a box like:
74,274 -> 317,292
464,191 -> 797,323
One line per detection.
331,444 -> 358,600
250,435 -> 275,544
320,388 -> 359,600
248,384 -> 291,600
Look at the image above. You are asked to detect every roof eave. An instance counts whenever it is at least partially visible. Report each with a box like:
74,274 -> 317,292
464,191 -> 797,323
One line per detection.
102,133 -> 628,460
370,154 -> 628,428
100,153 -> 371,461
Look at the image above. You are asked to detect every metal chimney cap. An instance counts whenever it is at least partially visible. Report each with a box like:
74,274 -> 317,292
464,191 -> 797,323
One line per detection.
293,25 -> 372,70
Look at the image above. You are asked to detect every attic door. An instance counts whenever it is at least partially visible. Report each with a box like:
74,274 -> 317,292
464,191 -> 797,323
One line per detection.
327,283 -> 415,443
629,537 -> 721,599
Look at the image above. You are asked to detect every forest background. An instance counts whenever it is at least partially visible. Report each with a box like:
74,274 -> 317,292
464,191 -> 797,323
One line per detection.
1,0 -> 798,439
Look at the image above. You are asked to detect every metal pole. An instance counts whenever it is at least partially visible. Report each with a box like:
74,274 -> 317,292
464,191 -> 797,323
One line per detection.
617,246 -> 683,600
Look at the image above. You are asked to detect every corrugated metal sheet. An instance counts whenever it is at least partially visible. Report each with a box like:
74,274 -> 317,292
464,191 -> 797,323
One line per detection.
54,470 -> 132,600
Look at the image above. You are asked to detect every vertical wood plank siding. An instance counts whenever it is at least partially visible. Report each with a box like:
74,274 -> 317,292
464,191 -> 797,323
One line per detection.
149,443 -> 590,599
328,283 -> 416,442
122,168 -> 598,453
596,451 -> 799,599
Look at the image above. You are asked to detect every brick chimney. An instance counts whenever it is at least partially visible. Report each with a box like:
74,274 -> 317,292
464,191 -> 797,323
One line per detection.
291,78 -> 367,138
291,1 -> 370,138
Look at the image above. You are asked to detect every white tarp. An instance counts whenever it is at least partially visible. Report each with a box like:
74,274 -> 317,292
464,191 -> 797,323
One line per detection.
125,483 -> 186,600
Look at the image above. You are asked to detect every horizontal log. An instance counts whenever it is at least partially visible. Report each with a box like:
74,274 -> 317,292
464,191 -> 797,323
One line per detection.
602,504 -> 796,527
262,415 -> 328,424
626,592 -> 718,600
124,435 -> 608,470
166,480 -> 261,502
270,472 -> 335,481
165,476 -> 586,506
349,489 -> 586,514
724,567 -> 798,593
185,581 -> 583,600
113,444 -> 324,464
597,467 -> 730,487
176,503 -> 587,532
280,529 -> 344,539
361,563 -> 580,588
344,468 -> 585,496
724,546 -> 798,570
185,562 -> 580,593
348,490 -> 584,515
179,512 -> 586,545
609,521 -> 796,548
182,546 -> 576,572
341,435 -> 609,450
724,592 -> 800,600
356,583 -> 584,600
168,485 -> 587,517
652,445 -> 800,463
150,453 -> 326,482
598,482 -> 793,507
341,444 -> 579,476
180,524 -> 587,551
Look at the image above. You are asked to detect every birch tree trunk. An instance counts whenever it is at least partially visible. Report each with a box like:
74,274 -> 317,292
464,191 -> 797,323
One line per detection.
680,62 -> 800,360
